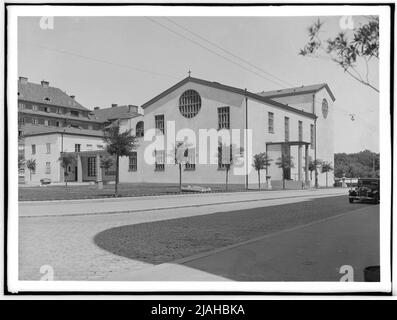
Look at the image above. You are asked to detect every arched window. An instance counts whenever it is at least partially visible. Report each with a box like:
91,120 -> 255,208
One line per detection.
136,121 -> 144,137
179,90 -> 201,119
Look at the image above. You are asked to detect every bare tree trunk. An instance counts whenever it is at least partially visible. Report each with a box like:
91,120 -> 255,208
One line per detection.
326,172 -> 328,188
30,171 -> 32,182
115,155 -> 119,197
258,170 -> 261,190
179,163 -> 182,192
225,168 -> 229,191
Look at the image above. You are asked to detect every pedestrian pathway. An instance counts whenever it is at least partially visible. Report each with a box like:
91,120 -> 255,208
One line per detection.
19,188 -> 346,217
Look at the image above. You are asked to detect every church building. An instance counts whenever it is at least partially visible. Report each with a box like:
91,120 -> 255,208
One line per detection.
118,76 -> 335,189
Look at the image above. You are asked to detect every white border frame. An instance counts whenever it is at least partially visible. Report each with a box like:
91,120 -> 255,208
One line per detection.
6,4 -> 392,294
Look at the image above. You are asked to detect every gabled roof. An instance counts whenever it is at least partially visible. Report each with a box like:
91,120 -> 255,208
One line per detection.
141,77 -> 318,119
18,80 -> 89,111
257,83 -> 336,101
22,124 -> 104,138
91,105 -> 141,122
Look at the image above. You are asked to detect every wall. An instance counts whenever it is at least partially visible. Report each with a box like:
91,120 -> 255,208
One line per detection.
119,81 -> 247,185
313,88 -> 335,187
247,97 -> 316,188
272,93 -> 314,114
24,133 -> 105,184
24,134 -> 61,183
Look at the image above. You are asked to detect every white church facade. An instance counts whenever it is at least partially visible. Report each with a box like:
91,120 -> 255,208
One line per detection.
118,76 -> 335,189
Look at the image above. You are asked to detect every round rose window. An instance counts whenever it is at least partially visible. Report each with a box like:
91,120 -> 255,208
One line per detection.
179,90 -> 201,119
322,98 -> 328,119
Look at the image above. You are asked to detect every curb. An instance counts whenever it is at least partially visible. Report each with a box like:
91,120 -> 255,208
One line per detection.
20,192 -> 347,218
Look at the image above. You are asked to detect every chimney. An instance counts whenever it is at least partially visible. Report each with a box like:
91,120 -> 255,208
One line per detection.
70,95 -> 75,100
94,107 -> 100,110
41,80 -> 49,88
19,76 -> 28,84
111,103 -> 118,108
128,105 -> 137,113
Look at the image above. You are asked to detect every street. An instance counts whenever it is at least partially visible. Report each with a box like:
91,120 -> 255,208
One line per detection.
19,190 -> 379,281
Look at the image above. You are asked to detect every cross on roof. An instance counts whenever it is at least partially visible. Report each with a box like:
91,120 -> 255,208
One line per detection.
188,70 -> 192,77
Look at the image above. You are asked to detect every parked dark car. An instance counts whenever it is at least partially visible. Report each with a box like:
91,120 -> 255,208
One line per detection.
348,178 -> 379,204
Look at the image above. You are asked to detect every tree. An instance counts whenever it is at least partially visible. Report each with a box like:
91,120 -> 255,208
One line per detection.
58,154 -> 75,187
26,159 -> 36,182
334,150 -> 379,178
173,141 -> 194,192
103,124 -> 138,197
275,154 -> 294,190
18,153 -> 25,173
307,158 -> 323,187
321,161 -> 334,188
100,156 -> 114,175
252,152 -> 272,189
300,17 -> 379,92
218,143 -> 243,191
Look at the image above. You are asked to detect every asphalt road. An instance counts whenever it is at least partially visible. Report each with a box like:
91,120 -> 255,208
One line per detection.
19,194 -> 378,281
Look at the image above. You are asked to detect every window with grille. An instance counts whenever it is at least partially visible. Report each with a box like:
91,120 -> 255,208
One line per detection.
179,90 -> 201,118
218,106 -> 230,129
75,144 -> 81,152
87,157 -> 96,177
31,144 -> 36,155
46,143 -> 51,154
268,112 -> 274,133
45,162 -> 51,174
155,115 -> 164,135
155,150 -> 165,171
129,152 -> 137,171
310,124 -> 315,149
18,102 -> 25,109
298,121 -> 303,141
33,118 -> 38,125
136,121 -> 144,137
32,105 -> 38,111
284,117 -> 289,142
185,149 -> 196,170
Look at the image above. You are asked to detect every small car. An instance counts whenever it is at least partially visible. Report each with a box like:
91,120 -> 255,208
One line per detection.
348,178 -> 379,204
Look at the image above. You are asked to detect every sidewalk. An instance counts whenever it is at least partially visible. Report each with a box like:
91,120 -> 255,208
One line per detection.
19,188 -> 346,217
107,205 -> 379,282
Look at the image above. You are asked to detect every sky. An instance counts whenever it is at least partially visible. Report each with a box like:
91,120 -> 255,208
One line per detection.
17,16 -> 380,153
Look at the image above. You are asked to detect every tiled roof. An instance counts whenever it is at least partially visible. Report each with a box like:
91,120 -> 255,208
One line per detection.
141,77 -> 318,119
21,124 -> 104,138
20,109 -> 104,123
18,80 -> 89,111
91,105 -> 141,122
257,83 -> 336,101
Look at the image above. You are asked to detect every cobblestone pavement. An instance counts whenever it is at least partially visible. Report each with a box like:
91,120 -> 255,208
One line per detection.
19,193 -> 362,281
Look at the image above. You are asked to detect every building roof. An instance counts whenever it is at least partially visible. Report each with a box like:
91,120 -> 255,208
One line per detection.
21,124 -> 104,138
141,76 -> 318,119
90,105 -> 141,122
257,83 -> 336,101
18,78 -> 89,111
20,109 -> 104,123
